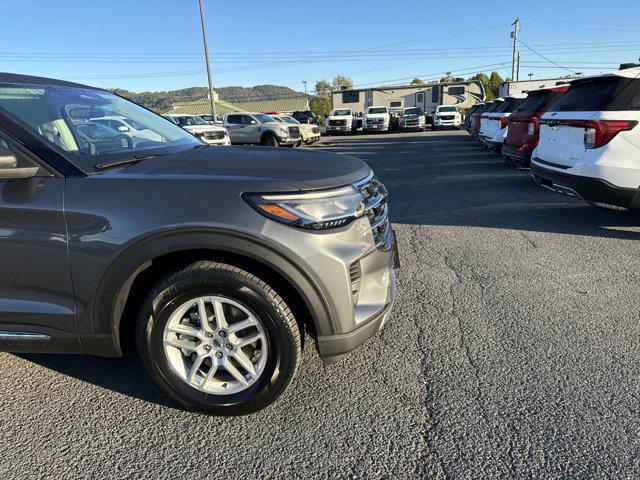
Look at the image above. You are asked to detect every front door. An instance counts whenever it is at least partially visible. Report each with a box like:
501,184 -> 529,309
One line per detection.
0,131 -> 78,351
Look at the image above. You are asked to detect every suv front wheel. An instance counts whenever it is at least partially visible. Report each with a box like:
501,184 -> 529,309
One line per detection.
262,133 -> 280,147
136,261 -> 301,415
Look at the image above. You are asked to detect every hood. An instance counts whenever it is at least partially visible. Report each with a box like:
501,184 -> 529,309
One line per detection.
104,146 -> 371,190
364,114 -> 388,119
328,115 -> 352,120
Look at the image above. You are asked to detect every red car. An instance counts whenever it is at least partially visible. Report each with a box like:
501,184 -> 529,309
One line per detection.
502,85 -> 568,168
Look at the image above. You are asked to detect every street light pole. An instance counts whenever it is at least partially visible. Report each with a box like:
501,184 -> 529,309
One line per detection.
198,0 -> 216,120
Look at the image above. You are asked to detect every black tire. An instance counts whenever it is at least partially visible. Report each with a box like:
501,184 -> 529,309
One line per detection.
136,261 -> 302,415
262,133 -> 279,147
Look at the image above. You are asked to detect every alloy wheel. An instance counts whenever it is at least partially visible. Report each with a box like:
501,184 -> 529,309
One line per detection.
162,295 -> 268,395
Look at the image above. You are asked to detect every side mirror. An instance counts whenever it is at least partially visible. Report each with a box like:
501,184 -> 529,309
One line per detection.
118,125 -> 130,133
250,120 -> 257,125
0,147 -> 38,179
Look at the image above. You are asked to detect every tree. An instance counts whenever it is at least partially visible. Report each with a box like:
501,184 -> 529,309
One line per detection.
410,77 -> 424,85
468,71 -> 504,101
309,79 -> 333,126
488,71 -> 504,99
331,75 -> 353,91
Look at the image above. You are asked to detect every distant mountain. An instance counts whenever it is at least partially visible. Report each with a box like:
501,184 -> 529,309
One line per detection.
111,84 -> 303,113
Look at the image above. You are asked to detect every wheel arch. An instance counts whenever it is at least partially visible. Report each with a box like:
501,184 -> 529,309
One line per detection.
86,227 -> 333,357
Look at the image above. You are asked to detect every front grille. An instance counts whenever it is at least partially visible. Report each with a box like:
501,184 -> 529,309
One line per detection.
356,175 -> 391,249
367,117 -> 384,124
349,261 -> 362,304
205,131 -> 225,140
288,126 -> 300,137
440,115 -> 455,120
329,119 -> 346,126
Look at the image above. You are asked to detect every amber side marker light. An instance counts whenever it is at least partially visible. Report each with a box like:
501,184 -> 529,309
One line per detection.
257,204 -> 300,221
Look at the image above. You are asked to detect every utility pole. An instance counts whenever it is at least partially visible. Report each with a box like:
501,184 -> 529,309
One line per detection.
516,52 -> 521,81
302,80 -> 309,109
528,73 -> 534,81
198,0 -> 216,120
511,17 -> 519,83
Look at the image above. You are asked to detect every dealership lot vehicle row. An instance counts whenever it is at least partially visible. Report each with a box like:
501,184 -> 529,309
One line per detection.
467,63 -> 640,211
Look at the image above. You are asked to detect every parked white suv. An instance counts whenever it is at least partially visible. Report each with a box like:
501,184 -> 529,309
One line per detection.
480,93 -> 527,152
363,106 -> 390,132
531,65 -> 640,210
432,105 -> 462,130
163,114 -> 230,146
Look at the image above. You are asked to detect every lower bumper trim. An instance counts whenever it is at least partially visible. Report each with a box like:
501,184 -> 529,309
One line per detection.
317,301 -> 394,365
531,163 -> 639,209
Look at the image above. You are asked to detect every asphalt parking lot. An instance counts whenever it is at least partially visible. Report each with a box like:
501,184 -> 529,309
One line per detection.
2,130 -> 639,478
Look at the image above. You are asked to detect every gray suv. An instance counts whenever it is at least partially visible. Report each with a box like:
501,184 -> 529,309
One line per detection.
0,73 -> 399,415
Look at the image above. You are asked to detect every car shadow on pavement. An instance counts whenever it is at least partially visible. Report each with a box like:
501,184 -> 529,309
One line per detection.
15,353 -> 179,409
323,132 -> 640,240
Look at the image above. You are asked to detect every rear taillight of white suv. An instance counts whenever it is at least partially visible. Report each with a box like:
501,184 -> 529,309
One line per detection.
583,120 -> 638,149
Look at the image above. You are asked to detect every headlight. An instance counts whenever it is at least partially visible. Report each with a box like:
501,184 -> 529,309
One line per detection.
243,186 -> 365,230
277,126 -> 289,136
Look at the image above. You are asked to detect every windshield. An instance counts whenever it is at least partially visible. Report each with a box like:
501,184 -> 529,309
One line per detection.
281,116 -> 299,124
367,107 -> 387,114
438,106 -> 458,113
254,113 -> 276,123
331,109 -> 351,116
0,84 -> 201,173
403,108 -> 422,115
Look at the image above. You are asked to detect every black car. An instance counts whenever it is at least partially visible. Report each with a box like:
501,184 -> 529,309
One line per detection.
291,110 -> 318,125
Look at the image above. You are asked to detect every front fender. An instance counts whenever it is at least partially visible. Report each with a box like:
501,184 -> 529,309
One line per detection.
85,227 -> 334,356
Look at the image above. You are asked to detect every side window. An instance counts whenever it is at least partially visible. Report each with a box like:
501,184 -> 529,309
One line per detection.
417,93 -> 424,103
241,115 -> 255,125
226,115 -> 240,124
0,132 -> 47,175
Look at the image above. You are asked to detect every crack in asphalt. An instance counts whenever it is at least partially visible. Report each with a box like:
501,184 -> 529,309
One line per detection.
405,225 -> 450,479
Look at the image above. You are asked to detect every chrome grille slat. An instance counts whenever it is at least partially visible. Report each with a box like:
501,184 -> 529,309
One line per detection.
356,175 -> 391,250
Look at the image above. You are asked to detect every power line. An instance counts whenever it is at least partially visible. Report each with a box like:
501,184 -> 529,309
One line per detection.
518,39 -> 576,75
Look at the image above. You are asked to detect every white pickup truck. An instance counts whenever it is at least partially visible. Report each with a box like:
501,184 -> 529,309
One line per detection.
326,108 -> 360,135
362,106 -> 391,133
432,105 -> 463,130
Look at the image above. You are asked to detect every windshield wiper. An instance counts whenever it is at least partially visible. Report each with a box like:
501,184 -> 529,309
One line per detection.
94,153 -> 164,172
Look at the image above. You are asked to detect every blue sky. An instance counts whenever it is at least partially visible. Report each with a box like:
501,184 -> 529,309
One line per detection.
1,0 -> 639,94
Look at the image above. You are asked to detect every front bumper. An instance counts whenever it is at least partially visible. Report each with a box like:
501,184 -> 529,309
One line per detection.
201,137 -> 231,146
434,119 -> 461,127
317,230 -> 399,364
278,135 -> 302,146
327,125 -> 351,132
363,124 -> 389,132
531,162 -> 640,209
